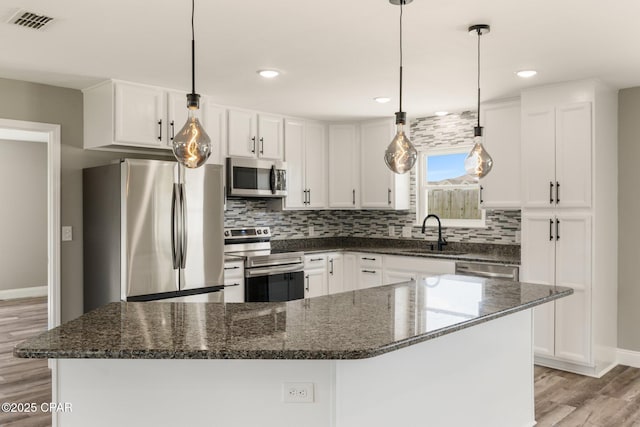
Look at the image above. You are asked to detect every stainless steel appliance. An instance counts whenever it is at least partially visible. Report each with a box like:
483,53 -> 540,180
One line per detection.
226,157 -> 287,198
455,261 -> 519,281
83,159 -> 225,311
223,227 -> 305,302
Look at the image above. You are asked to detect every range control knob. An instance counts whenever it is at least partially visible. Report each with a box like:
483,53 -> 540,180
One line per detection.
263,228 -> 269,235
257,229 -> 262,235
224,230 -> 230,236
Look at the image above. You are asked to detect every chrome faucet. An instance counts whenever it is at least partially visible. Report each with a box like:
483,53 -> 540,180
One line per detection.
421,214 -> 447,251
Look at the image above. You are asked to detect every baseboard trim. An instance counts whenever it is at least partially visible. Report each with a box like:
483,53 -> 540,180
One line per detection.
617,348 -> 640,369
0,285 -> 47,300
534,355 -> 616,378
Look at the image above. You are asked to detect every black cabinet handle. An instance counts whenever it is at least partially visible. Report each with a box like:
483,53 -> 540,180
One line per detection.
549,181 -> 554,204
251,136 -> 256,153
480,185 -> 484,204
224,283 -> 241,288
556,181 -> 560,204
170,120 -> 175,141
556,219 -> 560,241
309,257 -> 323,262
549,219 -> 553,241
362,269 -> 377,274
308,189 -> 311,205
158,119 -> 163,141
305,275 -> 310,292
362,257 -> 377,261
352,189 -> 356,205
224,266 -> 240,270
329,259 -> 334,275
260,137 -> 264,154
388,188 -> 392,205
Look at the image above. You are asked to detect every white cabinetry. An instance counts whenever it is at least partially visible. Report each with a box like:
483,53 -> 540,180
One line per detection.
327,253 -> 344,294
356,254 -> 383,289
522,102 -> 592,209
227,109 -> 283,160
202,100 -> 227,165
480,100 -> 521,208
284,119 -> 328,209
304,254 -> 328,298
520,80 -> 617,377
223,259 -> 245,303
84,80 -> 188,151
360,119 -> 410,210
328,124 -> 359,208
342,253 -> 358,292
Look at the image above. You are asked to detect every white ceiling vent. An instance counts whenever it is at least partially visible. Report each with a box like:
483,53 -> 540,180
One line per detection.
7,10 -> 54,30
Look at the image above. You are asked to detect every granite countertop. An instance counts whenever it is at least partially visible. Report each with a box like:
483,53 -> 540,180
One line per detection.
15,275 -> 570,360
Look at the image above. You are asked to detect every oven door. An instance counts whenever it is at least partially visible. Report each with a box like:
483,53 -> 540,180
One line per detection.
226,157 -> 287,198
245,264 -> 304,302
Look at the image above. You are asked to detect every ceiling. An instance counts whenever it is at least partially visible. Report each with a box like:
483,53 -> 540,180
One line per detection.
1,0 -> 638,121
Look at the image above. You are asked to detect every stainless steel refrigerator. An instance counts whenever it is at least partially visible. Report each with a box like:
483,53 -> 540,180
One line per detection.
83,159 -> 224,312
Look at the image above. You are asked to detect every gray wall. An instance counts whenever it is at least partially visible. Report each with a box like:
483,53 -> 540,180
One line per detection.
618,87 -> 640,351
0,77 -> 169,321
0,139 -> 47,291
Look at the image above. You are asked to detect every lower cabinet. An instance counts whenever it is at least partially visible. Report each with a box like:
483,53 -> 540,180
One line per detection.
357,254 -> 383,289
342,253 -> 358,292
327,253 -> 344,294
304,254 -> 329,298
223,260 -> 245,303
383,270 -> 417,285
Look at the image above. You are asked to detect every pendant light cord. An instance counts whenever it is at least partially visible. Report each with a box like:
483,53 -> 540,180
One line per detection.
191,0 -> 196,95
476,28 -> 481,128
399,1 -> 404,113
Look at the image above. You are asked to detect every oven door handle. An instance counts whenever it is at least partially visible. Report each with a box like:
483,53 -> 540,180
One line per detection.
245,264 -> 304,278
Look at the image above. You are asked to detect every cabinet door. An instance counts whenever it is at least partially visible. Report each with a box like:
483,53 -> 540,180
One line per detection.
358,268 -> 382,289
329,124 -> 359,208
305,123 -> 328,209
480,101 -> 521,208
167,91 -> 189,150
202,100 -> 227,165
283,119 -> 306,209
554,213 -> 592,365
343,253 -> 358,291
521,108 -> 556,208
257,114 -> 283,160
555,102 -> 592,208
521,212 -> 557,358
360,120 -> 395,209
114,82 -> 167,148
227,108 -> 257,158
327,253 -> 344,295
305,268 -> 328,298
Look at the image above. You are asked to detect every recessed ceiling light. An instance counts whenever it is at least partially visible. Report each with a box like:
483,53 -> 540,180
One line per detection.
435,111 -> 449,116
516,70 -> 537,78
257,69 -> 280,79
374,97 -> 391,104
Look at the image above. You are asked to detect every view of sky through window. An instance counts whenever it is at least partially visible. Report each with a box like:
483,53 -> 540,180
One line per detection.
426,153 -> 467,183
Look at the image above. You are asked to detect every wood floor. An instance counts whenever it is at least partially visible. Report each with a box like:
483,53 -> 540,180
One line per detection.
1,297 -> 640,426
0,297 -> 51,427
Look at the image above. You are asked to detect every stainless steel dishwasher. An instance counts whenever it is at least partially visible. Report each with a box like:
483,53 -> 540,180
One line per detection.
455,261 -> 519,281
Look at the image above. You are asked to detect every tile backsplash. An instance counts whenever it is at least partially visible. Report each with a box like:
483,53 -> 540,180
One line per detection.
224,112 -> 521,245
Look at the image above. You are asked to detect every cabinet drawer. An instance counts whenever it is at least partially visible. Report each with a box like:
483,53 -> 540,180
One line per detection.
223,278 -> 244,303
358,268 -> 382,289
304,254 -> 328,269
358,254 -> 383,268
224,261 -> 244,279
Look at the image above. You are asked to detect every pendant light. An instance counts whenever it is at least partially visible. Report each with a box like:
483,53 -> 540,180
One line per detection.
172,0 -> 211,169
464,24 -> 493,178
384,0 -> 417,175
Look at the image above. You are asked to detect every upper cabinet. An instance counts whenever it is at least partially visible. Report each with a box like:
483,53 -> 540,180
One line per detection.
360,119 -> 410,210
201,99 -> 227,165
479,100 -> 521,209
283,119 -> 328,210
227,108 -> 283,160
522,102 -> 592,209
328,124 -> 359,209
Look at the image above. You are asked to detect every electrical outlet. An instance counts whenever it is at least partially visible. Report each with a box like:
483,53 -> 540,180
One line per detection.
388,225 -> 395,237
402,226 -> 412,238
61,226 -> 73,242
283,382 -> 314,403
308,226 -> 315,237
515,230 -> 521,244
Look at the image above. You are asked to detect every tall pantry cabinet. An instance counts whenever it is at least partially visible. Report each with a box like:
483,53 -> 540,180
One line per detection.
520,80 -> 618,377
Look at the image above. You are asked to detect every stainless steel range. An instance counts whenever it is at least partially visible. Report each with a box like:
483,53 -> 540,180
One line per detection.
224,227 -> 305,302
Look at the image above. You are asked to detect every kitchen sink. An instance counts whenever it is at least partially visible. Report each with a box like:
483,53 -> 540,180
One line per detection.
396,248 -> 467,256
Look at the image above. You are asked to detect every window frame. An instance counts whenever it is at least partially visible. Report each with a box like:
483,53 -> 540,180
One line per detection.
416,146 -> 486,228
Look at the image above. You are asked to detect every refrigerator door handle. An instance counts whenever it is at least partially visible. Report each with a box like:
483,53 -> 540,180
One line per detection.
171,183 -> 180,270
179,183 -> 188,269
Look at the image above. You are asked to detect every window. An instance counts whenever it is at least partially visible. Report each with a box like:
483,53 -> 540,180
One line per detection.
417,147 -> 486,227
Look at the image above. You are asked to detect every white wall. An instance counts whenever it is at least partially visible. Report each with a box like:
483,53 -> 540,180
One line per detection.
0,138 -> 47,292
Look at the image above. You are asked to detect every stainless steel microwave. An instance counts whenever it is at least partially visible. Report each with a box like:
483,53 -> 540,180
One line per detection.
226,157 -> 287,198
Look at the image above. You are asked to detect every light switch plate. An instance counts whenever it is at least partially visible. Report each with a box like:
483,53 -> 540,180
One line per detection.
388,225 -> 395,237
308,226 -> 315,237
61,226 -> 73,242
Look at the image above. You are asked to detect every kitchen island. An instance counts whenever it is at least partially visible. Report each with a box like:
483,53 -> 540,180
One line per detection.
16,275 -> 571,427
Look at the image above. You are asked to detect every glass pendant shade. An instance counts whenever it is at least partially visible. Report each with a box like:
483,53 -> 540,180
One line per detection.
384,123 -> 417,174
172,109 -> 211,169
464,136 -> 493,178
